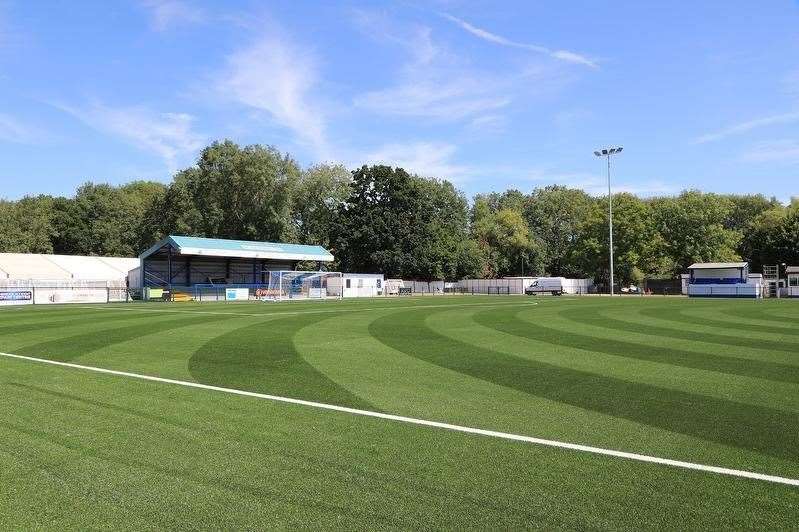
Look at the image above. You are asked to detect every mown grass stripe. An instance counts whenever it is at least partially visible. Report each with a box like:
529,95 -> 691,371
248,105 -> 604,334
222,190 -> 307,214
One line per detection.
645,307 -> 799,338
17,313 -> 235,362
513,307 -> 799,384
428,307 -> 799,414
0,309 -> 168,338
188,313 -> 375,409
721,305 -> 799,325
370,308 -> 799,460
570,306 -> 799,353
632,308 -> 799,344
1,351 -> 797,488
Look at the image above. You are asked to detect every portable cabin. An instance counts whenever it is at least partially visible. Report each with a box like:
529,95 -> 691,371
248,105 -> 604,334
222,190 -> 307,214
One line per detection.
327,273 -> 384,298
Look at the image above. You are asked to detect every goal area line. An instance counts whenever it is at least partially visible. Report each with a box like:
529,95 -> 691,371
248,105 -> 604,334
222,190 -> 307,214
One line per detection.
1,351 -> 796,488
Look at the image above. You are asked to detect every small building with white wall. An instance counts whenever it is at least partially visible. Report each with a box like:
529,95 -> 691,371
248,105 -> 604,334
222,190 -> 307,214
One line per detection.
787,266 -> 799,298
327,273 -> 384,298
686,262 -> 761,298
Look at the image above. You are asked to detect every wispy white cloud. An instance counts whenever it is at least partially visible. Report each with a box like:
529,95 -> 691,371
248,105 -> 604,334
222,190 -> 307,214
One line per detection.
140,0 -> 205,31
468,114 -> 507,134
356,80 -> 509,120
741,139 -> 799,163
56,102 -> 205,170
354,26 -> 511,121
0,114 -> 45,144
362,141 -> 471,181
695,111 -> 799,143
511,169 -> 677,197
217,35 -> 331,159
441,13 -> 598,68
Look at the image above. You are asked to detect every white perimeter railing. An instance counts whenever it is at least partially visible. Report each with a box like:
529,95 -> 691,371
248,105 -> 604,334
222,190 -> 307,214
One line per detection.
687,284 -> 762,298
0,279 -> 132,306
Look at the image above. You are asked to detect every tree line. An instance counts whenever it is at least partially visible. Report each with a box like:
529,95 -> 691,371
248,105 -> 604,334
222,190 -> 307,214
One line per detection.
2,140 -> 797,283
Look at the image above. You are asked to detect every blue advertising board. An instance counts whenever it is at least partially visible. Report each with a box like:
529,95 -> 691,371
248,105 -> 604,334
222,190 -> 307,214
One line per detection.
0,291 -> 32,301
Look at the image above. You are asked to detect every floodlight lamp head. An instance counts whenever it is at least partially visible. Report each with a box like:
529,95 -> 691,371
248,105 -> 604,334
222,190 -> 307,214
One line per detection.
601,149 -> 609,155
593,151 -> 601,156
616,146 -> 623,153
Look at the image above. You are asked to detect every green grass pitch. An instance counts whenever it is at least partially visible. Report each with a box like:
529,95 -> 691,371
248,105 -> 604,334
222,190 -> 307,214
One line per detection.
1,295 -> 798,528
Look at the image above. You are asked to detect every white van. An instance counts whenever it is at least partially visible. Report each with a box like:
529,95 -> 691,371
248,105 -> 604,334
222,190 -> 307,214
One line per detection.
524,277 -> 563,296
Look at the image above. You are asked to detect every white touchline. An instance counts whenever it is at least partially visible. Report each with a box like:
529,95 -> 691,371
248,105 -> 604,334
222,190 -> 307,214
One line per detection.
71,300 -> 540,318
1,351 -> 796,488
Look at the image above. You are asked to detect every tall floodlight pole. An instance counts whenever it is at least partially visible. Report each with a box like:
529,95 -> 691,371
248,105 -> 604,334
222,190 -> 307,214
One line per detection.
593,147 -> 623,296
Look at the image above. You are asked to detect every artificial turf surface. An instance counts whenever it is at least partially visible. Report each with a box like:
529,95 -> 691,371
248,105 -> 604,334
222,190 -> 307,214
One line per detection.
0,295 -> 797,528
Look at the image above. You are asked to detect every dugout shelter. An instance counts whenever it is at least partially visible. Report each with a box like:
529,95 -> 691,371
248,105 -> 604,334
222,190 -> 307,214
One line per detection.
686,262 -> 761,298
134,236 -> 334,297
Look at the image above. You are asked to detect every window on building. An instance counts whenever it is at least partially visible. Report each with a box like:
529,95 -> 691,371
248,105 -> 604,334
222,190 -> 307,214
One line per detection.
790,276 -> 799,287
345,279 -> 351,289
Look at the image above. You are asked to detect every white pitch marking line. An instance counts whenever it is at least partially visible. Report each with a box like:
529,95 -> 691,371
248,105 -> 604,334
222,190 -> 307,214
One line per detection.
71,300 -> 540,318
1,352 -> 797,488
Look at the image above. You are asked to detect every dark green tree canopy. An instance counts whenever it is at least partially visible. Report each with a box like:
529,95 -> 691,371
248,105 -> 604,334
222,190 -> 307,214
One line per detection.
0,195 -> 56,254
147,141 -> 300,244
651,190 -> 741,273
52,181 -> 165,256
293,163 -> 351,248
523,186 -> 597,277
1,140 -> 795,281
332,165 -> 478,281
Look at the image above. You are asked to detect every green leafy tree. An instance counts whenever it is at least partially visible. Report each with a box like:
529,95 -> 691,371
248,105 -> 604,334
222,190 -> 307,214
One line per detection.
743,202 -> 799,270
575,193 -> 668,284
150,140 -> 300,243
0,200 -> 21,251
651,191 -> 741,273
140,172 -> 202,243
472,189 -> 527,214
293,163 -> 351,248
0,196 -> 57,253
332,165 -> 476,280
523,186 -> 596,277
725,194 -> 782,232
471,206 -> 535,278
53,181 -> 165,256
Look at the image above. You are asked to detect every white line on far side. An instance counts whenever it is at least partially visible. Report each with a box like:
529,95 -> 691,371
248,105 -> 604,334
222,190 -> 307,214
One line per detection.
70,300 -> 540,318
0,351 -> 797,488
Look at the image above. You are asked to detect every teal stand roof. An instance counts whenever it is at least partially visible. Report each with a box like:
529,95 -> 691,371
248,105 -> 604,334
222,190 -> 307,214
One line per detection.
140,236 -> 334,262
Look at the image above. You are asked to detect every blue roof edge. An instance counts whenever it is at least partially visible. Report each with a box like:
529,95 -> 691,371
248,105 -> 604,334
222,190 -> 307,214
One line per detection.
139,235 -> 333,260
138,236 -> 175,259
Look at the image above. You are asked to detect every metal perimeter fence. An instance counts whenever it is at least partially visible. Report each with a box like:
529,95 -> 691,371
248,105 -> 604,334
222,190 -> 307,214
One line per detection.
1,276 -> 699,306
0,283 -> 139,306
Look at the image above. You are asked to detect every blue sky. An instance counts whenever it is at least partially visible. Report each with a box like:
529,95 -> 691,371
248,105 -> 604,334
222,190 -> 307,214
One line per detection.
1,1 -> 798,201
